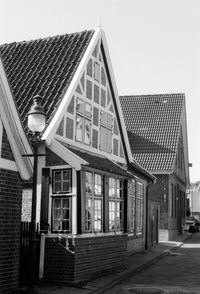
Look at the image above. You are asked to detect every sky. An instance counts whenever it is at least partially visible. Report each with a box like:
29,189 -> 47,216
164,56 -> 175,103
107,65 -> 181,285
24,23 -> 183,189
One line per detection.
0,0 -> 200,182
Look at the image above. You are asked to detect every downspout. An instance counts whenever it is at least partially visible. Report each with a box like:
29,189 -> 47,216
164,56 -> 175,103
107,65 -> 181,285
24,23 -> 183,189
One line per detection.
145,179 -> 156,250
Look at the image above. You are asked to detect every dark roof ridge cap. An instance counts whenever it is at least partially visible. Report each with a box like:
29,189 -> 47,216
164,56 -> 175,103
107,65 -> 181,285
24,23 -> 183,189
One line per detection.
0,29 -> 95,48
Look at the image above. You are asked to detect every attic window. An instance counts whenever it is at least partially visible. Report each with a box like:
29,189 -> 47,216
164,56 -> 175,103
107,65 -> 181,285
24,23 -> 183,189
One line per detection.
94,62 -> 100,82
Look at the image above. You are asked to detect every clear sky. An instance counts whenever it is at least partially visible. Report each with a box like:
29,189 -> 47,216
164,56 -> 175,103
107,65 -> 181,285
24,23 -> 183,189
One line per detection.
0,0 -> 200,182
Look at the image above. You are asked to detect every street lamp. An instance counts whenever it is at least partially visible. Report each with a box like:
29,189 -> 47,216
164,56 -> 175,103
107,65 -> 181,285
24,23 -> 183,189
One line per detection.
27,95 -> 46,291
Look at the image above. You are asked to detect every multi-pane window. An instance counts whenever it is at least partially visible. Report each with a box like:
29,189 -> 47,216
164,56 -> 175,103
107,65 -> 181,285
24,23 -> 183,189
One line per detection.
52,169 -> 72,233
56,49 -> 126,161
129,180 -> 136,233
52,169 -> 72,194
85,172 -> 103,233
136,182 -> 144,234
52,198 -> 71,232
109,178 -> 123,232
100,111 -> 112,153
76,98 -> 92,145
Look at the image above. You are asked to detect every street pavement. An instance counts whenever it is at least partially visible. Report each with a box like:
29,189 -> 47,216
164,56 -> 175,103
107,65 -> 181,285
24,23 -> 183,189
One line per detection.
17,232 -> 193,294
103,232 -> 200,294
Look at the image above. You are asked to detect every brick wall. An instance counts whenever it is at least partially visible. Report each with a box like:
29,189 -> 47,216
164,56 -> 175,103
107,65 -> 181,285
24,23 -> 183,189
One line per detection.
1,128 -> 15,161
43,234 -> 128,284
149,174 -> 169,229
0,169 -> 23,293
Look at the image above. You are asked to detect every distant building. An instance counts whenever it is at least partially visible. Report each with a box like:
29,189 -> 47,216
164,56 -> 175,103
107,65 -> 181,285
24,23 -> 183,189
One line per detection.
120,94 -> 190,241
188,181 -> 200,220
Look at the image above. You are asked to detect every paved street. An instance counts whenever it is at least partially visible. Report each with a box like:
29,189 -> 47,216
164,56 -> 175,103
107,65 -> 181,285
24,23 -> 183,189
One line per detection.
103,233 -> 200,294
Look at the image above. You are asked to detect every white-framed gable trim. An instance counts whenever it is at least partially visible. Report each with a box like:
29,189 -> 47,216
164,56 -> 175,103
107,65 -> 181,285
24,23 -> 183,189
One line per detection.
100,31 -> 133,163
43,28 -> 102,145
49,139 -> 89,170
0,59 -> 33,180
0,158 -> 18,171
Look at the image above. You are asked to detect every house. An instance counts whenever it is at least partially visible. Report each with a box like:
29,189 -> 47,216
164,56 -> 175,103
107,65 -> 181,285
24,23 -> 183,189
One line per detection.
0,27 -> 155,287
188,181 -> 200,221
120,94 -> 190,241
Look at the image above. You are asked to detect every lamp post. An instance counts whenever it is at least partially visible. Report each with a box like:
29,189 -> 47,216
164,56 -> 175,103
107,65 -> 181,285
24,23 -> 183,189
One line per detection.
27,95 -> 46,291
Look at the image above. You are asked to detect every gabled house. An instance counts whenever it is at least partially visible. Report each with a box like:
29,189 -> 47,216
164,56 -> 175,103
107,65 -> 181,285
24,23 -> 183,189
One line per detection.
0,63 -> 32,292
0,28 -> 155,287
120,94 -> 190,242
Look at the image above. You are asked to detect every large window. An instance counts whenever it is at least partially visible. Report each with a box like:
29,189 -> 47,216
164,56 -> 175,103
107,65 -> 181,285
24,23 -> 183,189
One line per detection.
85,172 -> 103,233
109,178 -> 123,232
136,182 -> 144,234
52,169 -> 72,233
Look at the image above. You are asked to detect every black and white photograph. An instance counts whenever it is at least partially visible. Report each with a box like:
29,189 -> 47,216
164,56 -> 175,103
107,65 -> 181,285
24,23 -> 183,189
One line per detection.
0,1 -> 200,293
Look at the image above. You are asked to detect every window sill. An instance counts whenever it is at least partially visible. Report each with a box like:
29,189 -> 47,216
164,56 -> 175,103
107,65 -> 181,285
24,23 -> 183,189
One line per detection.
43,231 -> 126,238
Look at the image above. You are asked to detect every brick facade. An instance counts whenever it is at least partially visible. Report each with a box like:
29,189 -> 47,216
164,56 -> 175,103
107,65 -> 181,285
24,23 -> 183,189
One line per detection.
149,173 -> 186,241
0,169 -> 23,293
149,174 -> 169,229
1,128 -> 15,161
43,234 -> 128,284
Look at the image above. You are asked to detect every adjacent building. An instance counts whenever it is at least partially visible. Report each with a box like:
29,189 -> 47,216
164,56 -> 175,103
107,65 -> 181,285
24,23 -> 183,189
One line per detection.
120,94 -> 190,241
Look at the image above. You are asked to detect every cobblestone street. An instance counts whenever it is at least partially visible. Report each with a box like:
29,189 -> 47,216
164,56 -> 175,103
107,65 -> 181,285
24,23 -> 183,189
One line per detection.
104,233 -> 200,294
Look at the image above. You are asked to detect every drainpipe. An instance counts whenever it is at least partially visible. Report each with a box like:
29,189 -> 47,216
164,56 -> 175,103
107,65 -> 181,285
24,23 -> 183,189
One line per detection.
145,180 -> 156,251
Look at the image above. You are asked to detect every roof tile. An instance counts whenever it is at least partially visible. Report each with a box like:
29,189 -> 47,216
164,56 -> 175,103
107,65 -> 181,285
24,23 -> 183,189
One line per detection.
120,94 -> 185,172
0,30 -> 94,134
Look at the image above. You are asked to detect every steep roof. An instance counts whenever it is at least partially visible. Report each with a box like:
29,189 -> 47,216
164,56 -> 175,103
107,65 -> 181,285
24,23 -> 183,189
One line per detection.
120,94 -> 185,172
0,30 -> 94,134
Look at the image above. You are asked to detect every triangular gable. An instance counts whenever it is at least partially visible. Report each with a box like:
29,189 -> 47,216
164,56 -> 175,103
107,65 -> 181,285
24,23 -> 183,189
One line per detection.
43,28 -> 133,165
0,59 -> 32,180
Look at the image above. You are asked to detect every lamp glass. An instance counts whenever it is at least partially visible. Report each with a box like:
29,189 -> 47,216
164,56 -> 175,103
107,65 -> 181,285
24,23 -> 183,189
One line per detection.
28,113 -> 46,133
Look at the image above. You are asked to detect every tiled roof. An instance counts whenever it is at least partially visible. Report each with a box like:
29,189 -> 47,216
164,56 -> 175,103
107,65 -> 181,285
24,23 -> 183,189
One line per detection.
120,94 -> 185,172
60,142 -> 133,178
0,30 -> 94,134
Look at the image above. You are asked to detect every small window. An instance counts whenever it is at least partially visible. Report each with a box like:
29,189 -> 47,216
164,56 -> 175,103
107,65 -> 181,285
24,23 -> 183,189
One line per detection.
76,115 -> 83,142
67,96 -> 75,114
101,89 -> 106,107
94,62 -> 100,82
76,98 -> 84,114
52,169 -> 72,194
87,59 -> 93,77
86,80 -> 92,99
101,67 -> 106,86
66,117 -> 73,140
94,84 -> 100,104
